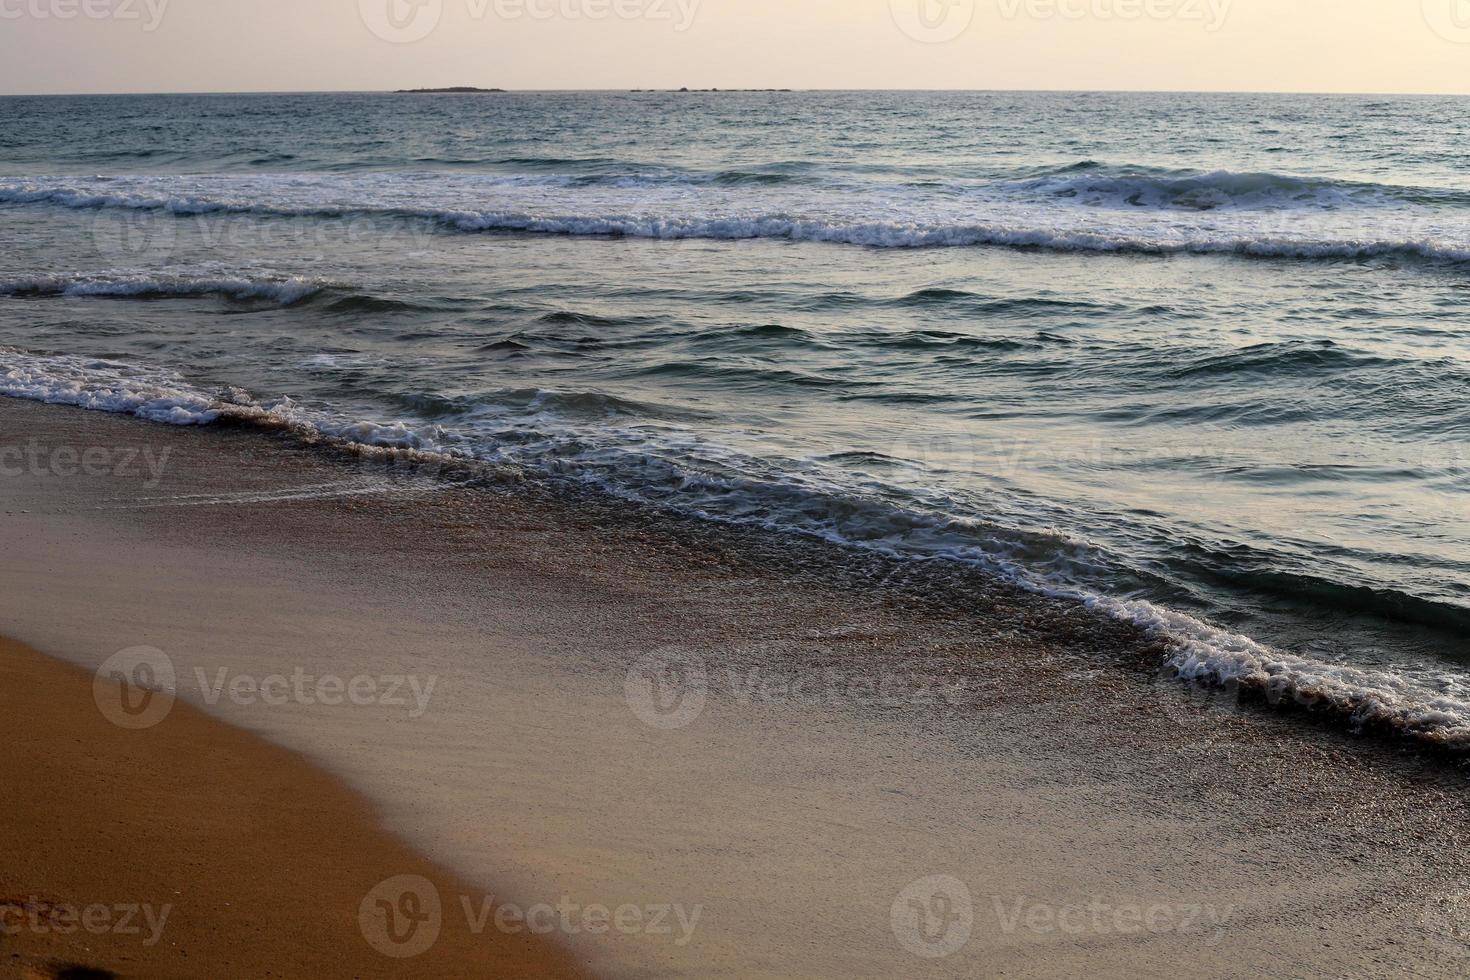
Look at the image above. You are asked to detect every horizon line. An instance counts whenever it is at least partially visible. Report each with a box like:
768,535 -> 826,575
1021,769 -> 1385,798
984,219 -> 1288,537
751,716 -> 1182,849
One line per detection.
3,86 -> 1470,98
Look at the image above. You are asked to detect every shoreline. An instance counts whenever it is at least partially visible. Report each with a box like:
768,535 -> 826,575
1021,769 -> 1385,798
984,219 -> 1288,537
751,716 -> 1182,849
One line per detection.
2,394 -> 1469,977
0,633 -> 588,980
4,358 -> 1465,760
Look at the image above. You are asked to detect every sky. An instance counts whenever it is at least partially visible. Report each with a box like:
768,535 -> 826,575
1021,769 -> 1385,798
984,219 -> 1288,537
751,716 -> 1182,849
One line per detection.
1,0 -> 1469,95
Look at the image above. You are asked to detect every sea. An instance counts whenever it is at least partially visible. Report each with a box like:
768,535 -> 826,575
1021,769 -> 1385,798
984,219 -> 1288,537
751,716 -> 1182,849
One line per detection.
1,90 -> 1466,746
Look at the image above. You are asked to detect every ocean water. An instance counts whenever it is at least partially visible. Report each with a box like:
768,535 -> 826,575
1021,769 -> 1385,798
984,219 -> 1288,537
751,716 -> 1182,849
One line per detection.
1,91 -> 1467,745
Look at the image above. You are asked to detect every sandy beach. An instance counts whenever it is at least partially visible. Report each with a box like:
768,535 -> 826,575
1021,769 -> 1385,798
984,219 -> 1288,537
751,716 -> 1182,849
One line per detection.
2,395 -> 1468,978
0,631 -> 588,979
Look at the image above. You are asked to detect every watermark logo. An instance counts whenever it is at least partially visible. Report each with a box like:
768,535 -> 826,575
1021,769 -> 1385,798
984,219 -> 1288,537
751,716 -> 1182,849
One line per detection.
1423,440 -> 1469,477
891,877 -> 1235,955
885,430 -> 1118,483
890,0 -> 976,42
93,651 -> 438,726
90,208 -> 178,264
359,875 -> 443,959
1424,0 -> 1470,43
359,0 -> 443,42
1423,891 -> 1470,948
359,878 -> 702,957
624,646 -> 708,730
93,646 -> 176,730
1151,667 -> 1246,754
891,875 -> 974,959
886,427 -> 982,477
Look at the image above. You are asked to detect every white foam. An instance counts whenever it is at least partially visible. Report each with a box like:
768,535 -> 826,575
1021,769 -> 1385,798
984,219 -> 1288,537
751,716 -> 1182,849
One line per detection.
1083,593 -> 1470,748
309,416 -> 451,451
0,348 -> 223,425
0,348 -> 453,455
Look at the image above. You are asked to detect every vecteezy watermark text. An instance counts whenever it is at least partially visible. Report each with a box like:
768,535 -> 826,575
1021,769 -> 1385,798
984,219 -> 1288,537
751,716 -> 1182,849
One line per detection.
990,894 -> 1236,941
998,0 -> 1230,29
624,646 -> 974,730
89,208 -> 444,265
890,875 -> 1236,959
92,647 -> 439,730
0,0 -> 168,30
1422,890 -> 1470,948
195,666 -> 437,718
0,899 -> 171,947
0,440 -> 170,486
358,875 -> 702,959
359,0 -> 700,43
890,0 -> 1229,43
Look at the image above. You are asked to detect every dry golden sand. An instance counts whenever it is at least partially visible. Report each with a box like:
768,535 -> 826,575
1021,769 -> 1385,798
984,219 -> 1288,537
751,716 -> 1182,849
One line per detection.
0,635 -> 588,980
2,396 -> 1470,977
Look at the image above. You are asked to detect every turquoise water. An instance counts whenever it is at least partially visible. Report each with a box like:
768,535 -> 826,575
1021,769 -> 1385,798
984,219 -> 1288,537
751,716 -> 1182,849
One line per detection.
1,92 -> 1467,742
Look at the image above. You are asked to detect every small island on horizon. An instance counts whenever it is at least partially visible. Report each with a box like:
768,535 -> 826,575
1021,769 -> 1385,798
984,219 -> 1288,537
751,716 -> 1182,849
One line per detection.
395,86 -> 505,94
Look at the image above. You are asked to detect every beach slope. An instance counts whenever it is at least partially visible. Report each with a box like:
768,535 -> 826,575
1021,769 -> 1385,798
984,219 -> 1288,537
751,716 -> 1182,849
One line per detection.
0,635 -> 587,980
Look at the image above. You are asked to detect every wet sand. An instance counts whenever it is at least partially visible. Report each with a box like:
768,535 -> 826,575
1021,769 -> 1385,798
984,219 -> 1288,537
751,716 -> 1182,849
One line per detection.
1,395 -> 1468,978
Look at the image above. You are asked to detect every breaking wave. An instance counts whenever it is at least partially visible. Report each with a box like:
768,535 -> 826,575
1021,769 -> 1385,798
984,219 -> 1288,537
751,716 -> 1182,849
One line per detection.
0,271 -> 334,305
5,171 -> 1469,265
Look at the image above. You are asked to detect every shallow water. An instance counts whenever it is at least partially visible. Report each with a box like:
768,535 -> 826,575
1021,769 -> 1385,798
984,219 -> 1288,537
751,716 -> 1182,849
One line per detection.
1,91 -> 1467,742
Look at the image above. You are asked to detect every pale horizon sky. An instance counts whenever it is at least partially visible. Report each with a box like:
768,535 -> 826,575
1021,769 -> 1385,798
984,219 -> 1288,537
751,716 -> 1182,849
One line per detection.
2,0 -> 1470,96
